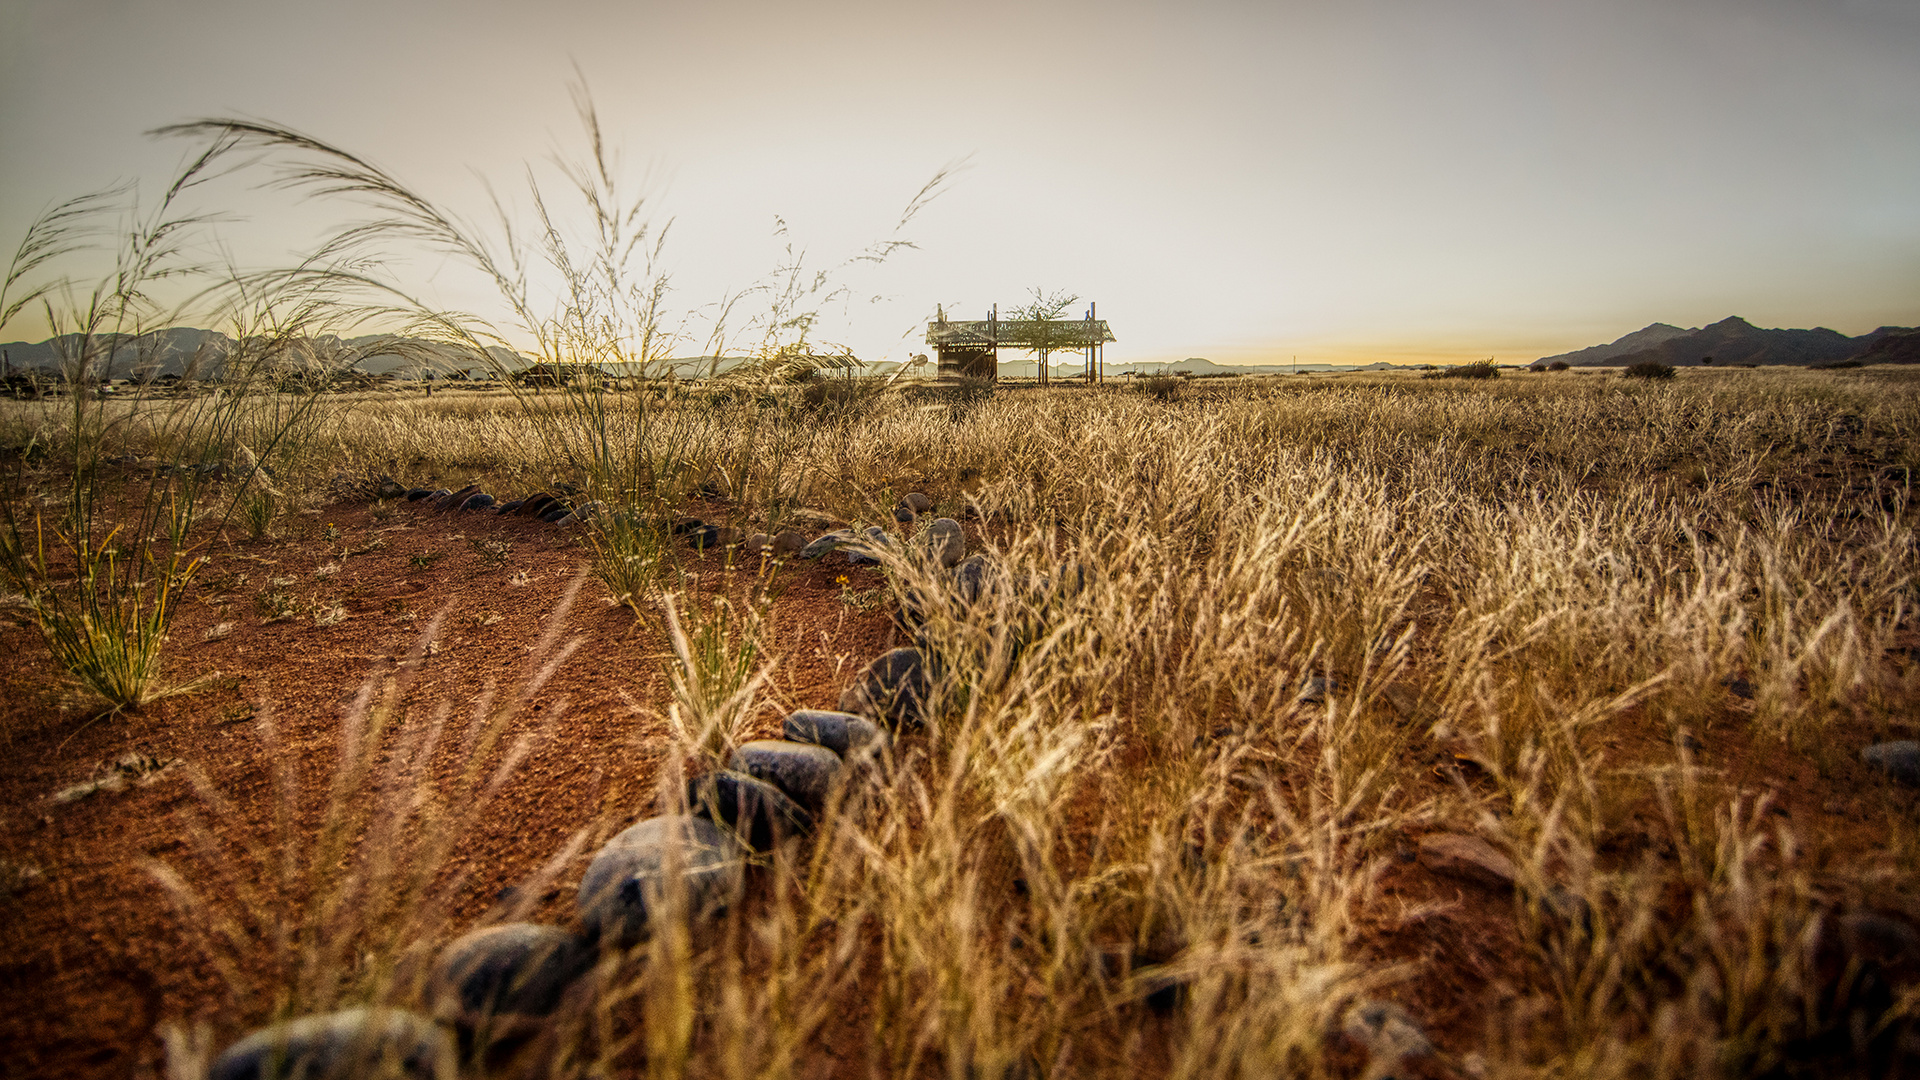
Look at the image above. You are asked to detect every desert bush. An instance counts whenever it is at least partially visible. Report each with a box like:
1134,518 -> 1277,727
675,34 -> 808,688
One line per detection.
1624,360 -> 1677,380
1549,360 -> 1571,371
1137,372 -> 1185,401
1423,359 -> 1501,380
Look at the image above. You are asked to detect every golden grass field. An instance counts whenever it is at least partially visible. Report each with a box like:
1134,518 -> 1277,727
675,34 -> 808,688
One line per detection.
3,365 -> 1918,1078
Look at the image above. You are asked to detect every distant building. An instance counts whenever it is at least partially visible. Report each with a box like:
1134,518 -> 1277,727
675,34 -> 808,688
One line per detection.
926,304 -> 1114,385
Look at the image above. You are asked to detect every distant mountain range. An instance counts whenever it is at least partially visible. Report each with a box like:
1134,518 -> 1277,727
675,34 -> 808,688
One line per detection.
1538,317 -> 1917,368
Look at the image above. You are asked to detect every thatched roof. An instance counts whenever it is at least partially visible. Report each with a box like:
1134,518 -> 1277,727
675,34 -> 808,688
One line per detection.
926,319 -> 1114,349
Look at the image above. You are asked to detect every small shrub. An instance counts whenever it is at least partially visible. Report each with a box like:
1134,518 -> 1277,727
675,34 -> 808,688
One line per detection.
588,513 -> 669,619
1423,360 -> 1500,380
1137,373 -> 1185,402
1624,360 -> 1676,380
1548,361 -> 1570,372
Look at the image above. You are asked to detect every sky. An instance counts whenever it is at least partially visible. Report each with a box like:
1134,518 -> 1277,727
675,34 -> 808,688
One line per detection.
3,0 -> 1918,366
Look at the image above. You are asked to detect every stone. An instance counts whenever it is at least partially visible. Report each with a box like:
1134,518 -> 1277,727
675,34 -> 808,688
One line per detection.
434,484 -> 480,510
837,647 -> 931,729
404,488 -> 436,502
893,504 -> 916,524
800,529 -> 856,560
671,516 -> 707,536
1840,911 -> 1920,966
953,554 -> 993,606
577,815 -> 746,946
1417,833 -> 1517,889
540,506 -> 573,524
495,499 -> 525,515
512,493 -> 556,518
209,1008 -> 454,1080
770,530 -> 806,557
373,476 -> 407,500
1342,999 -> 1433,1075
728,740 -> 844,811
685,769 -> 813,851
903,491 -> 933,514
917,517 -> 965,569
783,709 -> 889,758
459,491 -> 496,511
426,923 -> 595,1039
743,532 -> 771,555
846,526 -> 894,565
1297,675 -> 1335,704
1863,741 -> 1920,786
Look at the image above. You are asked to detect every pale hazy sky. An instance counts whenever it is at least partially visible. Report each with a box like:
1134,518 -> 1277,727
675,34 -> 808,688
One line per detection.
4,0 -> 1917,365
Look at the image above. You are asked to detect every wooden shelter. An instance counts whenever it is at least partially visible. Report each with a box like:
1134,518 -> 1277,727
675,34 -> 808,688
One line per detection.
927,303 -> 1115,385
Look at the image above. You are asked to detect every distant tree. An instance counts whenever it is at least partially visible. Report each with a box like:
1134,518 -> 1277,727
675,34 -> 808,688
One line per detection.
1006,287 -> 1080,385
1700,355 -> 1714,365
1624,360 -> 1676,380
1548,361 -> 1570,372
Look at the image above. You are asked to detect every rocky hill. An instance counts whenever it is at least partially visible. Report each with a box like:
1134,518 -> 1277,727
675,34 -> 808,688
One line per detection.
1543,317 -> 1916,368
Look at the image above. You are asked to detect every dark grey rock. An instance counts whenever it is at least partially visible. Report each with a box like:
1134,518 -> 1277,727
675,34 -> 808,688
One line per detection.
1341,999 -> 1432,1071
728,740 -> 844,810
459,491 -> 496,511
903,492 -> 933,514
893,504 -> 916,525
953,554 -> 995,606
426,923 -> 595,1039
512,493 -> 557,518
434,484 -> 480,510
847,526 -> 894,565
495,499 -> 525,515
917,517 -> 964,569
555,500 -> 605,528
685,769 -> 813,850
577,815 -> 745,946
670,516 -> 707,536
373,476 -> 406,500
743,532 -> 771,555
837,647 -> 930,729
783,709 -> 888,758
209,1008 -> 454,1080
404,488 -> 435,502
770,530 -> 806,557
800,529 -> 856,560
540,506 -> 573,524
1863,741 -> 1920,786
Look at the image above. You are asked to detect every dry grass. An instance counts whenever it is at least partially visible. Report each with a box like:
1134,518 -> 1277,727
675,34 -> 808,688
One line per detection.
19,366 -> 1901,1077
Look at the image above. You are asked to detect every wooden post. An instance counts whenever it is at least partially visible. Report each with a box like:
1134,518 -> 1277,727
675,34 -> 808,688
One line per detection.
989,304 -> 998,385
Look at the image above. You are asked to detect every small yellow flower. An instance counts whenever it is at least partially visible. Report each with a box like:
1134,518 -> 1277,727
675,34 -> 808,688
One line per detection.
835,574 -> 848,586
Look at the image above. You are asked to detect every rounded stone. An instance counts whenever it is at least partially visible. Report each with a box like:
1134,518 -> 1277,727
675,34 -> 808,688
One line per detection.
770,530 -> 807,557
494,499 -> 525,515
917,517 -> 964,569
837,647 -> 931,729
903,492 -> 934,514
434,484 -> 480,510
512,493 -> 557,517
800,529 -> 856,560
459,491 -> 496,511
426,923 -> 595,1039
846,526 -> 894,565
404,487 -> 435,502
684,769 -> 813,851
539,506 -> 573,523
892,504 -> 916,524
743,532 -> 771,555
728,739 -> 845,810
577,815 -> 746,946
209,1008 -> 454,1080
1863,741 -> 1920,786
953,554 -> 993,606
783,710 -> 889,758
